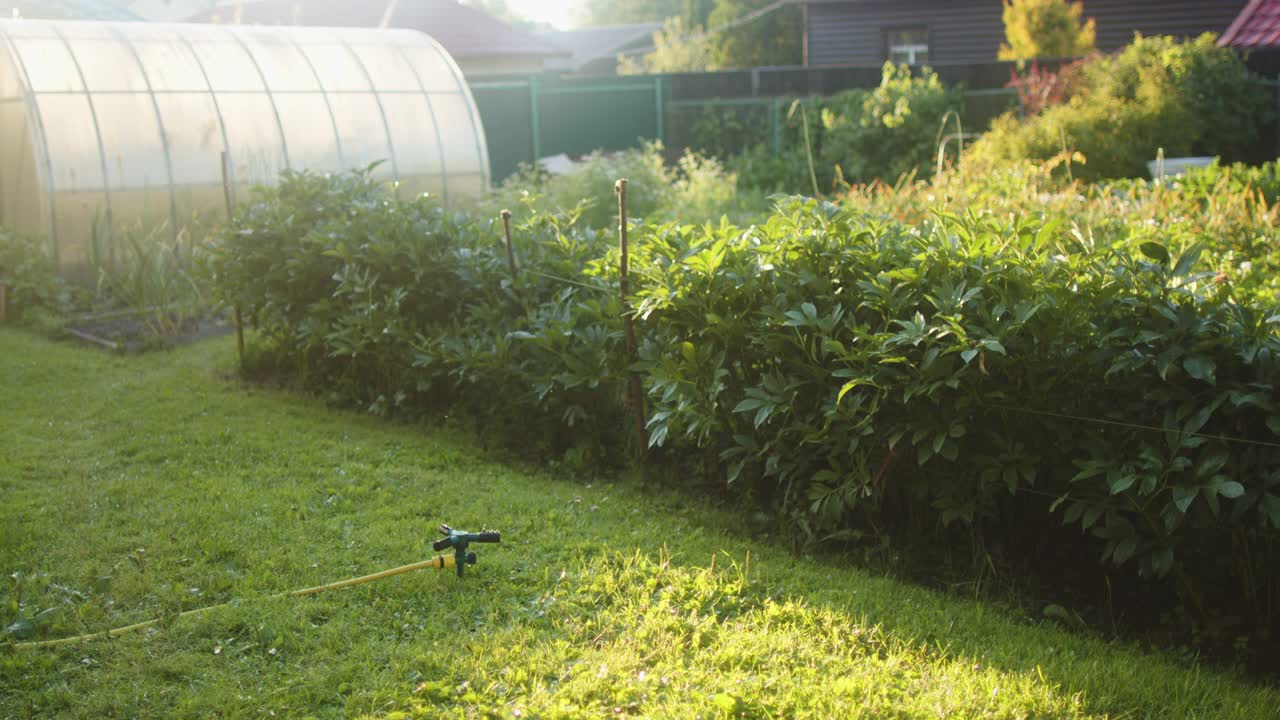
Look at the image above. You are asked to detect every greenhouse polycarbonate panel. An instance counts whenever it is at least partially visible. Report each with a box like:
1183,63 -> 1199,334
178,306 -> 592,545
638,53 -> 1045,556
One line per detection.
186,32 -> 266,92
380,93 -> 444,178
63,26 -> 148,92
11,37 -> 83,92
432,93 -> 486,179
0,19 -> 490,276
272,93 -> 343,170
300,42 -> 371,93
237,29 -> 321,92
329,92 -> 396,180
129,31 -> 209,91
398,45 -> 465,93
348,44 -> 421,92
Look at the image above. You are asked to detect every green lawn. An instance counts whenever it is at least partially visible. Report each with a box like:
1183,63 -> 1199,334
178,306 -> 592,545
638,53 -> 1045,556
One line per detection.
1,329 -> 1277,719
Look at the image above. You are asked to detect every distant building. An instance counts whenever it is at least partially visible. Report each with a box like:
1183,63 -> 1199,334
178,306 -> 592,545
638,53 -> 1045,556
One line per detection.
125,0 -> 215,21
537,22 -> 661,76
1,0 -> 139,19
1220,0 -> 1280,49
193,0 -> 569,75
801,0 -> 1249,66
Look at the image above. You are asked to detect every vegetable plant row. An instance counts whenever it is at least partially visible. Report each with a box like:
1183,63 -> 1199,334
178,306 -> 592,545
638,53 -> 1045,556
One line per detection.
204,168 -> 1280,649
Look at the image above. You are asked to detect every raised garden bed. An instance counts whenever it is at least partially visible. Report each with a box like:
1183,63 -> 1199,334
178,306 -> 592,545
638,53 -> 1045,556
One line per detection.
65,306 -> 233,353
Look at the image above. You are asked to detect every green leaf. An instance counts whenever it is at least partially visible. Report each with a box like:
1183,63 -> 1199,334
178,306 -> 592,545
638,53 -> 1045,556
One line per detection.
1172,485 -> 1198,513
1218,480 -> 1245,499
1140,242 -> 1170,265
1267,416 -> 1280,436
647,423 -> 668,448
733,398 -> 766,413
6,618 -> 34,640
1181,356 -> 1216,385
1109,474 -> 1136,495
680,341 -> 696,364
1081,505 -> 1103,530
33,607 -> 59,625
1149,547 -> 1174,578
1172,243 -> 1204,276
837,379 -> 875,404
711,693 -> 742,714
1112,539 -> 1137,564
980,338 -> 1007,355
961,348 -> 979,364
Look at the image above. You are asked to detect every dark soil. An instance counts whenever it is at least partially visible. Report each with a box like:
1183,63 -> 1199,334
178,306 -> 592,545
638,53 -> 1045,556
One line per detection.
66,310 -> 234,353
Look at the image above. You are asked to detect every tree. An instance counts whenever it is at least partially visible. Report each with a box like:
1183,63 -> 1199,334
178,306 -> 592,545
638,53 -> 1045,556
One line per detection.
576,0 -> 686,26
708,0 -> 801,69
618,15 -> 714,74
998,0 -> 1096,60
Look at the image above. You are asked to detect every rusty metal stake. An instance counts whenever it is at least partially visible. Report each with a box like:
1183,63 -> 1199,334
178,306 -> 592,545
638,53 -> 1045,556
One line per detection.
500,209 -> 518,280
616,179 -> 646,459
221,151 -> 245,371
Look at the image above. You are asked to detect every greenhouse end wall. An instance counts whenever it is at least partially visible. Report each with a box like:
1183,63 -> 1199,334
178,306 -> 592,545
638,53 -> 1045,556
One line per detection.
0,19 -> 490,277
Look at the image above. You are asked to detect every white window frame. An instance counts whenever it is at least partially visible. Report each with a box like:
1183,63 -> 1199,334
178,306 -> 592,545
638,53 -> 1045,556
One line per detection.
886,27 -> 929,65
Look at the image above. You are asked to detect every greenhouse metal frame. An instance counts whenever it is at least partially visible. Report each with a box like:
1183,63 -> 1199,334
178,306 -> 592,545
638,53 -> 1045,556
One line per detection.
0,19 -> 490,275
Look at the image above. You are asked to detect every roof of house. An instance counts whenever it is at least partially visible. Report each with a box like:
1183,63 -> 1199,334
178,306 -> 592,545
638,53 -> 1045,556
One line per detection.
197,0 -> 568,59
1220,0 -> 1280,48
536,22 -> 660,70
2,0 -> 140,19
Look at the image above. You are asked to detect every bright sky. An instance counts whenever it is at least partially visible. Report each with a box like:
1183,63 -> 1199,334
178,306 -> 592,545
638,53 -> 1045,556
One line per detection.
505,0 -> 579,30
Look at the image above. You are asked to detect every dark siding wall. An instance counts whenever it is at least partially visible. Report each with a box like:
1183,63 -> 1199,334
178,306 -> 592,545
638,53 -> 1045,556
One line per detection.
808,0 -> 999,66
1083,0 -> 1247,50
807,0 -> 1249,67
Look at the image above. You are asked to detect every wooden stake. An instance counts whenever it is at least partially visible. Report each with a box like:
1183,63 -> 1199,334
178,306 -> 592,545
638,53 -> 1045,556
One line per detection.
500,209 -> 518,279
616,179 -> 646,459
221,151 -> 245,371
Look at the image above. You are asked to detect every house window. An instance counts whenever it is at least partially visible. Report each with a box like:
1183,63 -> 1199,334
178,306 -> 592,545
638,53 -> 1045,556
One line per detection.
886,27 -> 929,65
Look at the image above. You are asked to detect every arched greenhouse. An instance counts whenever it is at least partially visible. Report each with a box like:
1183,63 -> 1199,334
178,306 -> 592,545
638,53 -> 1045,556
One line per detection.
0,19 -> 490,276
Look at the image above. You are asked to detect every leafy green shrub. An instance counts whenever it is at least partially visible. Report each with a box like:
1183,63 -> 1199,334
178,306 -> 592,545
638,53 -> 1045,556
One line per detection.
967,34 -> 1272,179
202,168 -> 479,406
208,164 -> 1280,644
0,229 -> 70,324
477,142 -> 764,229
681,102 -> 772,160
630,199 -> 1280,639
728,143 -> 831,196
820,63 -> 963,185
841,158 -> 1280,307
998,0 -> 1096,60
205,169 -> 631,451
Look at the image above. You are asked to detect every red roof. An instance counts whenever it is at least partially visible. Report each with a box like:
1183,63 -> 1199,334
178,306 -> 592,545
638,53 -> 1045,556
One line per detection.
1220,0 -> 1280,48
196,0 -> 568,60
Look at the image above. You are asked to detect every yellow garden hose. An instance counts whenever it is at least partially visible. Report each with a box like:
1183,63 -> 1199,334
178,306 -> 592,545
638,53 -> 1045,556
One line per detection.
14,554 -> 458,650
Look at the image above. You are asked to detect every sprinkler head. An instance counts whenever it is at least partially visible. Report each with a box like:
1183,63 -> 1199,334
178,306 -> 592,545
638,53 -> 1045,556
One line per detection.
432,524 -> 501,577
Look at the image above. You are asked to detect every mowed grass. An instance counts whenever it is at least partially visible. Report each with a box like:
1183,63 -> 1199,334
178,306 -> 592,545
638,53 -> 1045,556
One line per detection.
1,329 -> 1277,719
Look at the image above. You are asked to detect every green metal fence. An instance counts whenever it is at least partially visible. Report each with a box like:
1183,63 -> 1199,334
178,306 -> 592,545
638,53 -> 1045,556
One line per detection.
470,69 -> 1020,184
470,74 -> 667,182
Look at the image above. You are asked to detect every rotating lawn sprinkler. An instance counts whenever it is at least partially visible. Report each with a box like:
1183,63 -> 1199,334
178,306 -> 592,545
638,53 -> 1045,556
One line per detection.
432,524 -> 502,577
14,522 -> 502,649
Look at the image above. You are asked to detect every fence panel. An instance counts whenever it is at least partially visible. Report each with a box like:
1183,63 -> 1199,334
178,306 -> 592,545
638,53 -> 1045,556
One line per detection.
469,79 -> 535,184
472,63 -> 1035,183
535,76 -> 662,165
